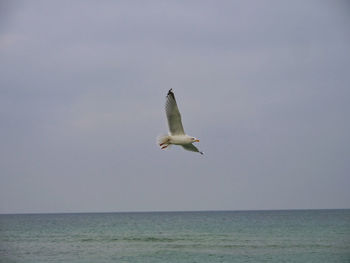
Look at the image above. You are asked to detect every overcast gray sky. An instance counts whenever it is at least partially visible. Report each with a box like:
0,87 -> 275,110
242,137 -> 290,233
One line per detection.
1,0 -> 349,214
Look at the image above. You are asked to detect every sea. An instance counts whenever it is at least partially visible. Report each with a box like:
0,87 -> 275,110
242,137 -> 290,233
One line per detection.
0,210 -> 349,263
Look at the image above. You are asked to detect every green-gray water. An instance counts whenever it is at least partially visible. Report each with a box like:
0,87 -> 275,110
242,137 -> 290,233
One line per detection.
1,210 -> 349,262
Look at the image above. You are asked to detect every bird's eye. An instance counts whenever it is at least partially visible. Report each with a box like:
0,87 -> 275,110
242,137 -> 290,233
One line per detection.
191,138 -> 195,140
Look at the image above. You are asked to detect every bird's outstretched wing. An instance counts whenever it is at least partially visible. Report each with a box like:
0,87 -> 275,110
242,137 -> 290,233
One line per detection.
165,89 -> 185,135
182,143 -> 203,155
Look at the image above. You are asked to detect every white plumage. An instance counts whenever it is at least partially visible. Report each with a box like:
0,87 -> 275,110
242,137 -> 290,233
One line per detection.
157,89 -> 203,155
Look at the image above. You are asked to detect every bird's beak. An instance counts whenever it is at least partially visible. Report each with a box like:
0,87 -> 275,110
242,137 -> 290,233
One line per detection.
195,139 -> 200,142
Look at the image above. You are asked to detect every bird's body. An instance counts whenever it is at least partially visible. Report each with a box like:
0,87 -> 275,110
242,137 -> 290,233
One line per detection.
157,89 -> 203,154
168,135 -> 194,145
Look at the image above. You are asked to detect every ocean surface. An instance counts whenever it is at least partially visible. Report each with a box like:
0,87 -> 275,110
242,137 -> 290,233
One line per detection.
0,210 -> 349,263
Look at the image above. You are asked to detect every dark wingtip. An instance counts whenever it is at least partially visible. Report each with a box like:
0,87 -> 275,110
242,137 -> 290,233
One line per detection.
167,89 -> 175,100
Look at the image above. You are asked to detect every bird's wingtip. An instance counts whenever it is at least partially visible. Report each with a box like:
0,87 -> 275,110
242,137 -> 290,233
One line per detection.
167,89 -> 175,99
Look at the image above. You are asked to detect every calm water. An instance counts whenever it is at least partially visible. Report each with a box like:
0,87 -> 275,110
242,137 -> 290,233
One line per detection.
0,210 -> 349,263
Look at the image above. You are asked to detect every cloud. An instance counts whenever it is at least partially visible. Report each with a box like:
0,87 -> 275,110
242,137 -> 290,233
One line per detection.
1,0 -> 350,213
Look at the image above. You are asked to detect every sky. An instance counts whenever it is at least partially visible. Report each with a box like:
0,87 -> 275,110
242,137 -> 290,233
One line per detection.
0,0 -> 349,214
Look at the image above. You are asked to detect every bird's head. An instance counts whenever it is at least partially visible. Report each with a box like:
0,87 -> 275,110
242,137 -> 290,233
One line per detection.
190,137 -> 200,143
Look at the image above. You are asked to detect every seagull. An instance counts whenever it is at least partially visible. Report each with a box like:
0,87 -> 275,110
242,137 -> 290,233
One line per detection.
157,89 -> 203,155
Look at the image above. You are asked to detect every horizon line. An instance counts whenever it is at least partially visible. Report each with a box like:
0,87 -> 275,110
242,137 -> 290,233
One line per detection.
1,207 -> 349,216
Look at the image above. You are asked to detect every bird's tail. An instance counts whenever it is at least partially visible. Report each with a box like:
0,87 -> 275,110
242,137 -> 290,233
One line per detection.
157,134 -> 171,150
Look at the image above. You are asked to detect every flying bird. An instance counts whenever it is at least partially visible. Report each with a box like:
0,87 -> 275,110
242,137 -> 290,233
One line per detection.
157,89 -> 203,155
